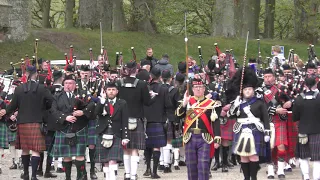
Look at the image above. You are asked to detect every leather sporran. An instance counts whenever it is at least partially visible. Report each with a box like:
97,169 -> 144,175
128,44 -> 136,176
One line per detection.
101,134 -> 114,148
65,133 -> 77,146
128,118 -> 137,130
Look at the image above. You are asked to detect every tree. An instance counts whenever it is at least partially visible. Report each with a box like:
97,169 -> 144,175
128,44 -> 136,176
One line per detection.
78,0 -> 99,29
65,0 -> 75,28
97,0 -> 112,32
112,0 -> 126,31
212,0 -> 235,37
42,0 -> 52,28
10,0 -> 31,41
264,0 -> 275,38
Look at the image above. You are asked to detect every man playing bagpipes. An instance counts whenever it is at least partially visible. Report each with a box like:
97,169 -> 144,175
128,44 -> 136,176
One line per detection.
176,78 -> 221,180
226,67 -> 270,180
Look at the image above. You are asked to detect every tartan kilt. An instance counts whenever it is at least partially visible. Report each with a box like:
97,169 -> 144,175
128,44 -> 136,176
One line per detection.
232,124 -> 266,157
166,122 -> 173,140
295,141 -> 311,159
146,123 -> 167,148
7,129 -> 16,143
221,119 -> 236,141
87,120 -> 98,146
286,113 -> 298,158
95,135 -> 123,163
126,119 -> 145,150
273,116 -> 288,146
45,131 -> 55,153
172,137 -> 183,148
51,127 -> 87,157
16,123 -> 46,152
0,122 -> 8,149
308,133 -> 320,161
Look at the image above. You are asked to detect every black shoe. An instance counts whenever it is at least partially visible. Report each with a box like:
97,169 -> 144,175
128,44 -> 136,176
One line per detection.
36,169 -> 43,176
231,155 -> 238,166
44,172 -> 58,178
158,165 -> 164,171
267,175 -> 275,179
178,161 -> 186,166
50,165 -> 55,171
284,168 -> 292,172
21,173 -> 29,180
0,168 -> 2,174
78,175 -> 88,180
124,173 -> 131,180
227,161 -> 234,168
143,168 -> 151,176
151,173 -> 161,179
31,177 -> 39,180
278,174 -> 285,179
211,162 -> 221,171
9,163 -> 18,169
56,167 -> 64,173
221,164 -> 228,172
90,172 -> 98,179
163,167 -> 172,173
174,166 -> 180,170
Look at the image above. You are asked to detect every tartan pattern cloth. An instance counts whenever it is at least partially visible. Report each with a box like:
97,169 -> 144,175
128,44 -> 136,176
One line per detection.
45,131 -> 55,154
274,116 -> 288,146
51,127 -> 87,157
221,119 -> 236,141
295,141 -> 311,159
185,134 -> 210,180
7,129 -> 16,143
95,135 -> 123,163
308,133 -> 320,161
166,122 -> 173,140
126,119 -> 146,150
232,124 -> 266,156
16,123 -> 46,152
0,122 -> 8,149
87,119 -> 98,145
286,114 -> 298,159
172,137 -> 183,148
145,123 -> 167,148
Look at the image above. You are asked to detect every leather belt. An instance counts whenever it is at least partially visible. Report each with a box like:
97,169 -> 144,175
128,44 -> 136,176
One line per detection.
188,128 -> 207,135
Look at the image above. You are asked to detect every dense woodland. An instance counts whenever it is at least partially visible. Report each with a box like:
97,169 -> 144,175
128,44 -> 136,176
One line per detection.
28,0 -> 319,42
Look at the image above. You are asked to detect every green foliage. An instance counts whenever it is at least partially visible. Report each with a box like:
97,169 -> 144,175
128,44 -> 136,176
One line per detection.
0,29 -> 318,71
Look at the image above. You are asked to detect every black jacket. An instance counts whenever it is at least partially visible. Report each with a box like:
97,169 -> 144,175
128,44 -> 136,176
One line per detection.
50,91 -> 95,132
95,98 -> 129,139
6,81 -> 53,124
162,83 -> 180,122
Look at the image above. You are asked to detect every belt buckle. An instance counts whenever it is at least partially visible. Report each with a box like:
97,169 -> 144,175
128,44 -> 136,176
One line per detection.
193,128 -> 201,134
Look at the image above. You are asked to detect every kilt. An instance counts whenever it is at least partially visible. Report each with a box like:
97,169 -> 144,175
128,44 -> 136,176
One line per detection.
166,122 -> 173,140
126,119 -> 145,150
51,127 -> 87,157
232,124 -> 266,157
286,113 -> 298,158
295,141 -> 311,159
221,119 -> 236,141
273,116 -> 288,147
0,122 -> 8,149
172,137 -> 183,148
145,123 -> 167,148
7,130 -> 16,143
308,133 -> 320,161
87,120 -> 98,145
45,131 -> 55,153
16,123 -> 46,152
95,135 -> 123,163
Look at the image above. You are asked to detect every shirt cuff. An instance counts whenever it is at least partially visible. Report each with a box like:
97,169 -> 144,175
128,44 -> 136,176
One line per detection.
100,98 -> 106,104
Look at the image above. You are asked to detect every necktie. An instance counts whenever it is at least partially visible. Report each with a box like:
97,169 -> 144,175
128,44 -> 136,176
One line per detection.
109,100 -> 114,105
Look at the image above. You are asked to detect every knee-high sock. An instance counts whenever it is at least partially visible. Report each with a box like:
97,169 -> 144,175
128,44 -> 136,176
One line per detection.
31,156 -> 40,178
123,155 -> 131,178
109,164 -> 118,180
89,148 -> 96,173
62,161 -> 72,180
22,154 -> 30,174
38,152 -> 44,171
57,157 -> 63,168
130,156 -> 139,180
103,166 -> 109,180
222,146 -> 229,165
0,149 -> 3,168
249,161 -> 259,180
75,160 -> 87,179
267,164 -> 274,176
159,147 -> 164,166
163,144 -> 172,167
299,159 -> 310,180
145,148 -> 152,169
214,147 -> 220,164
313,161 -> 320,180
45,154 -> 53,173
173,148 -> 179,166
241,162 -> 250,180
9,145 -> 16,163
153,151 -> 161,174
277,161 -> 285,175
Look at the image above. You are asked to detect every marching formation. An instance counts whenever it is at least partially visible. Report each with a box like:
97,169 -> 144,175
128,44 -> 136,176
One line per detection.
0,38 -> 319,180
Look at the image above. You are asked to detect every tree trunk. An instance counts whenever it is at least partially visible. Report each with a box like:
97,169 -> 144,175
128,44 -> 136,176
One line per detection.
65,0 -> 75,28
128,0 -> 157,33
97,0 -> 112,32
212,0 -> 235,37
42,0 -> 51,28
78,0 -> 99,29
294,0 -> 307,40
9,0 -> 31,42
112,0 -> 126,32
264,0 -> 275,38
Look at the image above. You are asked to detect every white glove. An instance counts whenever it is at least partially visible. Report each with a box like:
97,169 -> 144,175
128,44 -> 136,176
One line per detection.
121,139 -> 130,146
233,96 -> 242,108
264,135 -> 270,142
